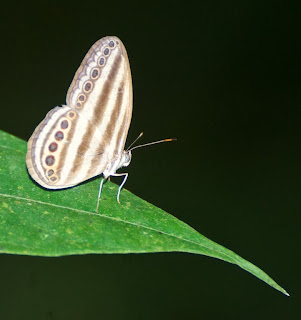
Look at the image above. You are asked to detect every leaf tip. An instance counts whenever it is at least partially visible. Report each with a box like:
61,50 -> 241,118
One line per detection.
283,290 -> 290,297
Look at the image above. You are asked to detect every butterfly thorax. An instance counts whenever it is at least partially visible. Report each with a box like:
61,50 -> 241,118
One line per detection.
103,150 -> 132,179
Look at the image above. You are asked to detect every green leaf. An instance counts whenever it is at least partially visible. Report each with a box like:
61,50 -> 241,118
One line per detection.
0,130 -> 288,296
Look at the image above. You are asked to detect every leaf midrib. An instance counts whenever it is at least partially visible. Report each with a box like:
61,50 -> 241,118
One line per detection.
0,192 -> 229,257
1,139 -> 225,257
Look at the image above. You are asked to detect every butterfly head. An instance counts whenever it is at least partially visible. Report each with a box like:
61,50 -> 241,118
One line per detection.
121,150 -> 132,168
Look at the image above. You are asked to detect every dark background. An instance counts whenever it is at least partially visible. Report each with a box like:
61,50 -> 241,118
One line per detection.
0,1 -> 300,319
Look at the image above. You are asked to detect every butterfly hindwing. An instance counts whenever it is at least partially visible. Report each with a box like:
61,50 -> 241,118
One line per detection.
26,106 -> 108,188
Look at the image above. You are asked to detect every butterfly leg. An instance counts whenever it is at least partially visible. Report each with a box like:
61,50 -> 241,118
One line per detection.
96,177 -> 106,213
111,172 -> 128,204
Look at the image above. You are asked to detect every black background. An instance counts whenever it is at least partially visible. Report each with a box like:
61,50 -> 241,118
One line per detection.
0,1 -> 300,319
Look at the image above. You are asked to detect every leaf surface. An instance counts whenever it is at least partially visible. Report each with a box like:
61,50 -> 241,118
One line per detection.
0,130 -> 288,295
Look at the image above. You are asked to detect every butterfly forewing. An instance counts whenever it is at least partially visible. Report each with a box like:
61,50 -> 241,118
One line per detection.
26,36 -> 133,189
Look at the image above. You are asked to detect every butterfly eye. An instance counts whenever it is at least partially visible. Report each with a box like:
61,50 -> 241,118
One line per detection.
124,151 -> 131,166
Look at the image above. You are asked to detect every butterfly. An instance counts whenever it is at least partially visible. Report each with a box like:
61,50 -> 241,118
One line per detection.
26,36 -> 174,211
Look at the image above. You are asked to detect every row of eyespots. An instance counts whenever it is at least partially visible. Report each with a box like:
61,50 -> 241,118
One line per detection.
45,115 -> 74,183
45,117 -> 71,182
75,41 -> 116,109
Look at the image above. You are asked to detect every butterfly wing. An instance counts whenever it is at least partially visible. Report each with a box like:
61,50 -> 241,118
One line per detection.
26,36 -> 133,189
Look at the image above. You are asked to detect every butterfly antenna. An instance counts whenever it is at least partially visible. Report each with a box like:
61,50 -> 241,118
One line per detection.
126,132 -> 144,151
129,138 -> 176,152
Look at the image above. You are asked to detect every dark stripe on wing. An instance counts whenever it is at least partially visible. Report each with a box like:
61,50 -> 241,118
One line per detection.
87,80 -> 125,178
67,53 -> 123,177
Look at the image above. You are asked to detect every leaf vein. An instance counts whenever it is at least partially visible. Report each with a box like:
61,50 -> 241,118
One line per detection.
0,192 -> 232,259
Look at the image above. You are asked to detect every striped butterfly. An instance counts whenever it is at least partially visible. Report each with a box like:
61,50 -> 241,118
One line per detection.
26,36 -> 173,211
